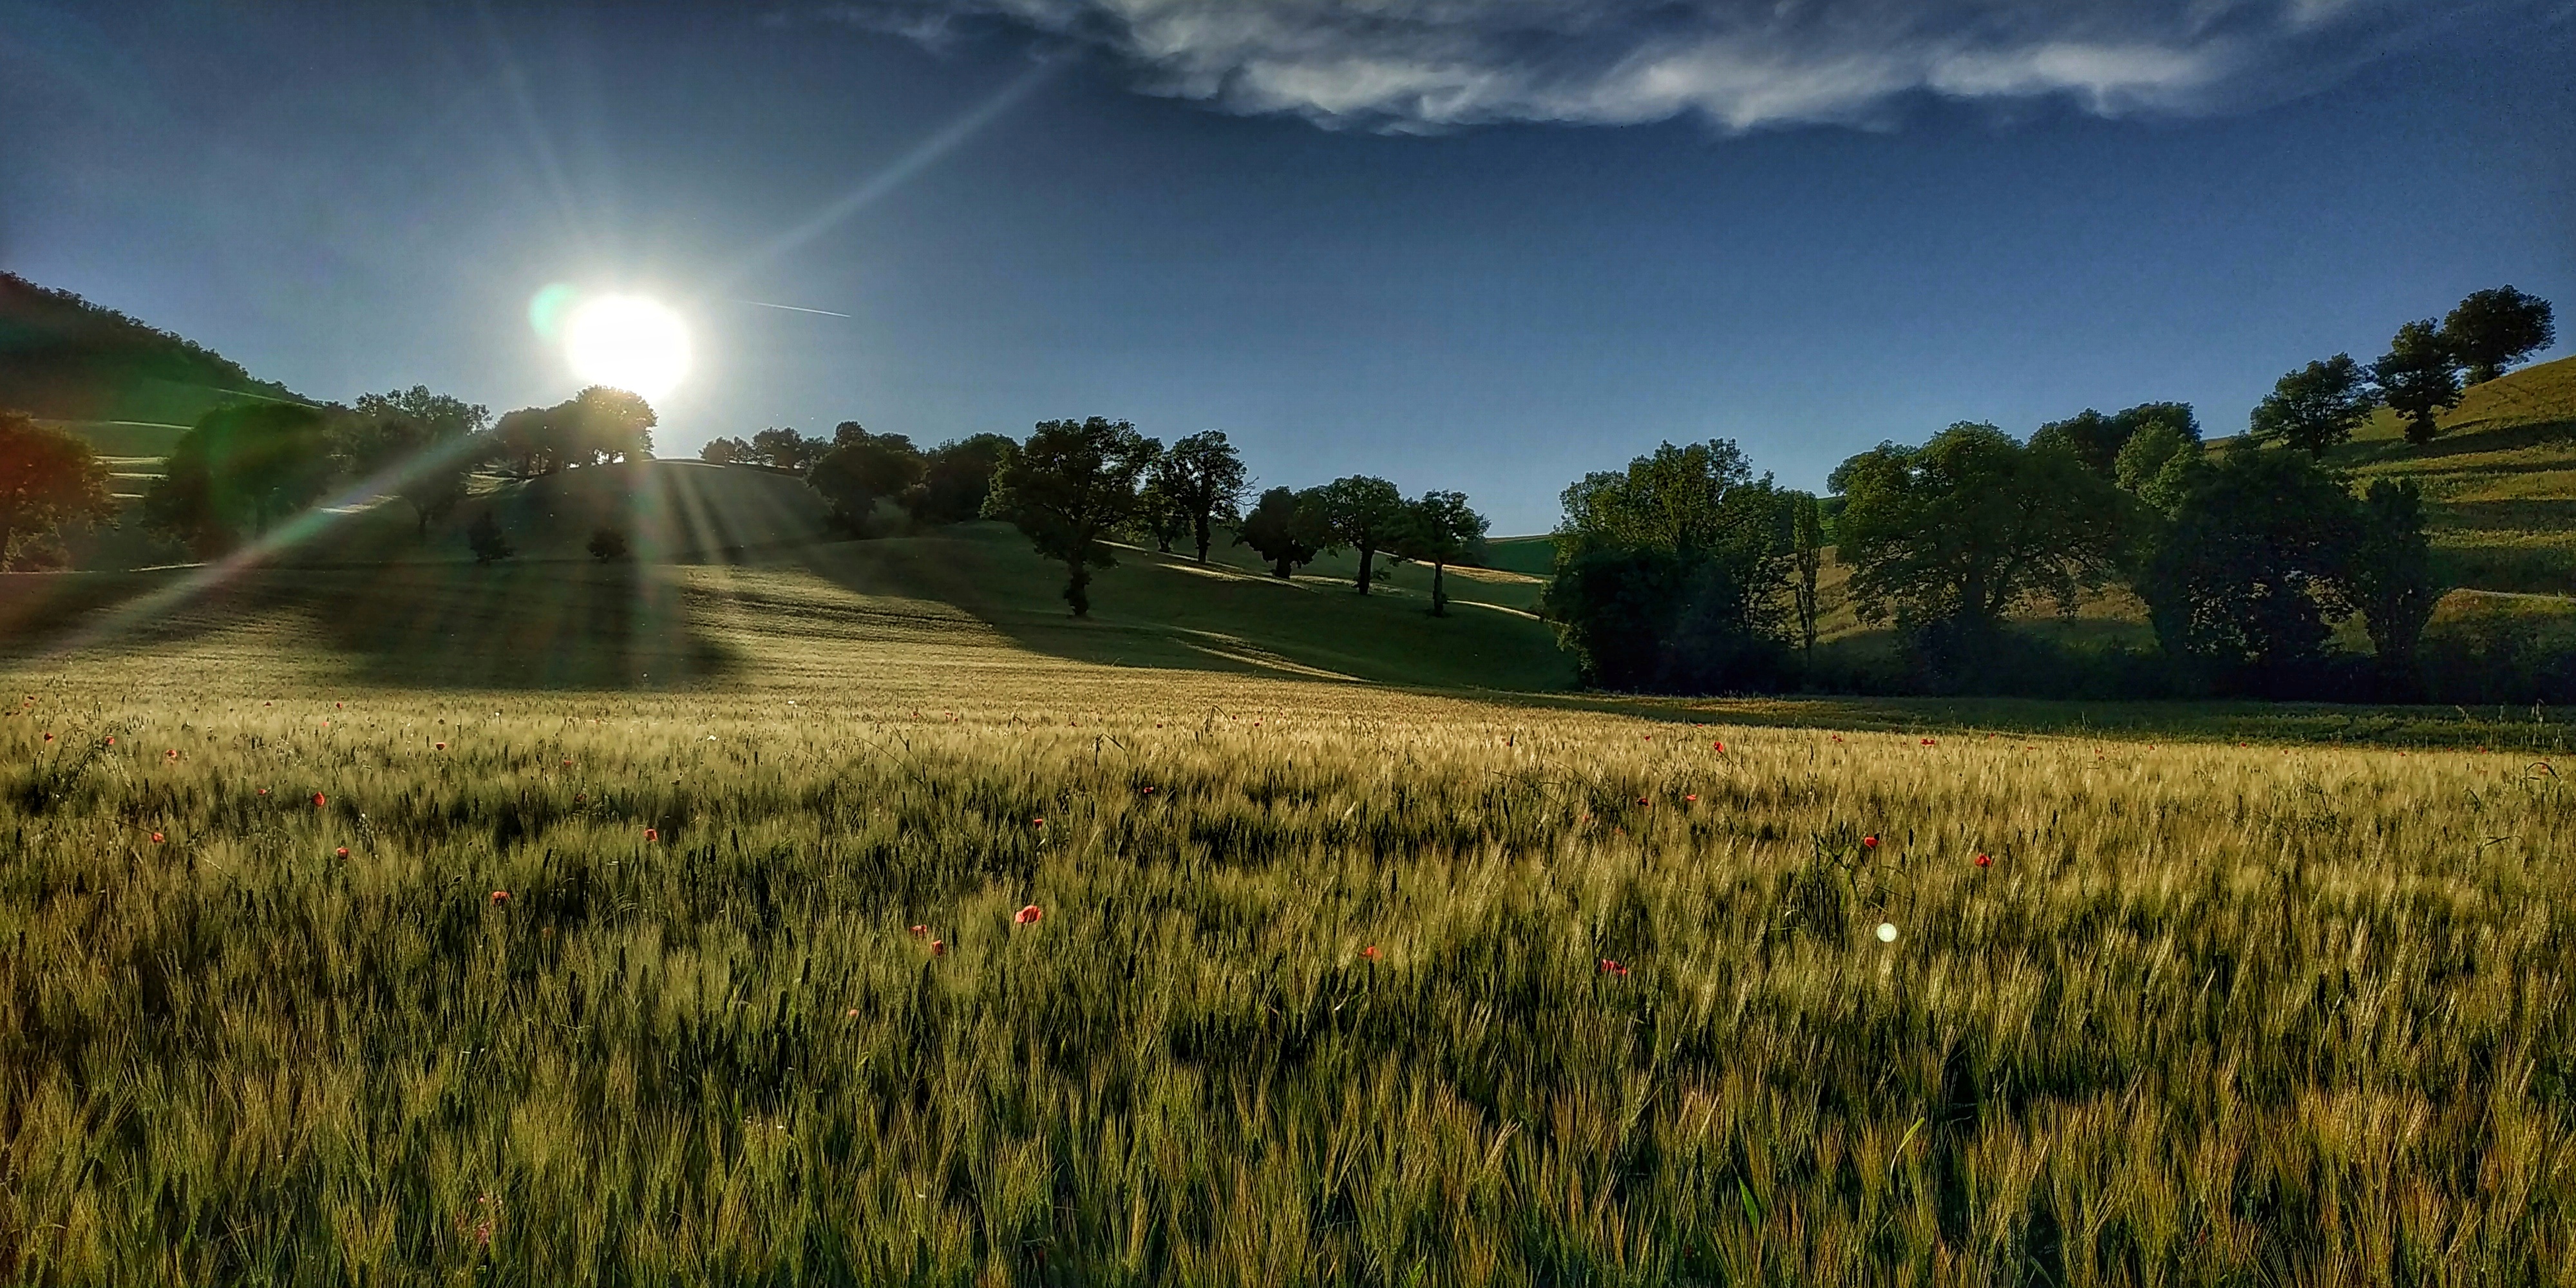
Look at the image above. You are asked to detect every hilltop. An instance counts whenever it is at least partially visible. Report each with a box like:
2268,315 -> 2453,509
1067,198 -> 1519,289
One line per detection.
0,273 -> 307,427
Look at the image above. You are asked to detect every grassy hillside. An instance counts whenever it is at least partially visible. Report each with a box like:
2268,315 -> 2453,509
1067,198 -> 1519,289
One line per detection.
2331,352 -> 2576,594
0,272 -> 306,424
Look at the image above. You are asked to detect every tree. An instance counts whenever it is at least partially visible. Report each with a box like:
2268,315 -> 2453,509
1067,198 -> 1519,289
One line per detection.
807,427 -> 924,534
1828,422 -> 2125,643
909,434 -> 1015,526
1236,486 -> 1328,579
0,410 -> 117,569
2031,402 -> 2199,478
1392,490 -> 1488,616
2442,286 -> 2555,386
750,427 -> 828,473
2138,443 -> 2358,693
348,386 -> 490,537
562,386 -> 656,466
466,509 -> 516,565
2347,478 -> 2440,684
1134,450 -> 1191,554
1158,430 -> 1250,564
1318,475 -> 1408,594
587,526 -> 630,562
1788,491 -> 1824,655
1545,440 -> 1791,693
983,417 -> 1156,616
2373,319 -> 2462,446
2248,355 -> 2376,455
144,401 -> 338,555
699,436 -> 755,466
2113,420 -> 2208,518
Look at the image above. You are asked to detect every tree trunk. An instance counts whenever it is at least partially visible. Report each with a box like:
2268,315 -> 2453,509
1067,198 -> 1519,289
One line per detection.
1356,545 -> 1375,594
1430,562 -> 1447,616
1193,516 -> 1213,564
1065,558 -> 1092,617
1271,557 -> 1293,579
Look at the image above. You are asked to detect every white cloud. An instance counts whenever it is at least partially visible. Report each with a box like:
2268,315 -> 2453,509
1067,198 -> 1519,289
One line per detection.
811,0 -> 2474,130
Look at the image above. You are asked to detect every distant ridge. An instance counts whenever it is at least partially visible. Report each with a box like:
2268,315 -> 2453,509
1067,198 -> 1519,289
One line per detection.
0,272 -> 306,426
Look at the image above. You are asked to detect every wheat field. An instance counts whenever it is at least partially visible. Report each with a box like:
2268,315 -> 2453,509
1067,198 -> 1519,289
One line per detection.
3,564 -> 2573,1285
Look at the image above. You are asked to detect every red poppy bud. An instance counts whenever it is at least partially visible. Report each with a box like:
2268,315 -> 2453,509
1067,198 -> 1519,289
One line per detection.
312,793 -> 327,808
1862,834 -> 1879,848
150,831 -> 164,844
1975,853 -> 1991,868
1361,945 -> 1380,960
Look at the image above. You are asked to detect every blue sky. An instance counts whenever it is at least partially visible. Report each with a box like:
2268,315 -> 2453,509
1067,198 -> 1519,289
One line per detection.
4,0 -> 2570,533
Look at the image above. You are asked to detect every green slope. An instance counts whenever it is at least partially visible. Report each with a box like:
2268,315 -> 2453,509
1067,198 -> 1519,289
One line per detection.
0,273 -> 307,424
2330,353 -> 2576,594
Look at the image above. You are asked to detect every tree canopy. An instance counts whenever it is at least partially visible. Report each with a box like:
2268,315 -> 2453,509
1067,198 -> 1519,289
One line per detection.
1830,422 -> 2125,642
1236,486 -> 1328,580
983,417 -> 1157,616
2139,443 -> 2359,693
492,387 -> 656,475
1158,431 -> 1250,564
807,427 -> 924,534
2248,355 -> 2376,455
2030,402 -> 2199,478
2442,286 -> 2556,386
348,386 -> 490,536
144,401 -> 338,555
1392,489 -> 1488,616
1318,475 -> 1408,594
2373,320 -> 2461,446
0,410 -> 117,570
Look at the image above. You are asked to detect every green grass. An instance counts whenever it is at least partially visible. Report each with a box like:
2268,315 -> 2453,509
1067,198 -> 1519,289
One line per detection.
2327,354 -> 2576,595
5,580 -> 2576,1283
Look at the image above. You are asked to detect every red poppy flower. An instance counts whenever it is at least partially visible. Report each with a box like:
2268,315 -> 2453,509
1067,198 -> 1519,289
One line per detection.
1920,738 -> 1937,746
1713,741 -> 1725,752
1862,834 -> 1879,849
166,749 -> 177,758
846,1007 -> 860,1018
1638,796 -> 1649,805
1015,904 -> 1043,925
1975,853 -> 1991,868
1032,817 -> 1045,828
1685,793 -> 1699,802
644,828 -> 659,842
1361,945 -> 1380,961
312,793 -> 327,808
258,788 -> 269,795
434,741 -> 446,750
336,846 -> 350,858
1142,786 -> 1153,795
42,732 -> 52,741
150,831 -> 165,844
104,736 -> 113,745
929,939 -> 946,956
490,890 -> 509,904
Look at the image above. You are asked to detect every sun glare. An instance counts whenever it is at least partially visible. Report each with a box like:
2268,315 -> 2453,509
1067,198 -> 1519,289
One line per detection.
562,294 -> 691,401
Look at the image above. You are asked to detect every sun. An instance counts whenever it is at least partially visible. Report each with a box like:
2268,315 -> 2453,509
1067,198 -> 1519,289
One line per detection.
562,294 -> 691,402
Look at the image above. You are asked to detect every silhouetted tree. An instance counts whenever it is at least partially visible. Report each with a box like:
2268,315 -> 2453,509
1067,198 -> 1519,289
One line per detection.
909,433 -> 1015,526
1135,450 -> 1190,554
1830,422 -> 2125,646
2442,286 -> 2555,386
466,509 -> 515,565
491,388 -> 656,475
1159,430 -> 1250,563
144,401 -> 338,555
2138,443 -> 2356,693
2374,319 -> 2462,446
808,427 -> 924,534
1788,490 -> 1824,655
349,386 -> 490,536
2031,402 -> 2199,477
0,410 -> 116,569
2248,355 -> 2377,455
1236,486 -> 1328,578
1393,489 -> 1488,616
1318,475 -> 1408,594
2347,478 -> 2439,685
983,417 -> 1156,616
587,526 -> 629,562
699,436 -> 754,466
751,426 -> 828,473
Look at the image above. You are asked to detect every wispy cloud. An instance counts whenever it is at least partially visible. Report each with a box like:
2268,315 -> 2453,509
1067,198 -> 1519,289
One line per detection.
805,0 -> 2494,131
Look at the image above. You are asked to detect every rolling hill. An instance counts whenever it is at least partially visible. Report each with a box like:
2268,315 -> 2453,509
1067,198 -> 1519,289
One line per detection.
0,272 -> 307,426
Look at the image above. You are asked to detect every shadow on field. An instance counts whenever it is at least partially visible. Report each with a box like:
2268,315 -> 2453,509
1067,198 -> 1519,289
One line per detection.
0,560 -> 733,690
772,524 -> 1578,693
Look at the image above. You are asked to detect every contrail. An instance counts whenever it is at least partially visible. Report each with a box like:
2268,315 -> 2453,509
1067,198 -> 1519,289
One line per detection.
710,61 -> 1056,292
735,300 -> 853,318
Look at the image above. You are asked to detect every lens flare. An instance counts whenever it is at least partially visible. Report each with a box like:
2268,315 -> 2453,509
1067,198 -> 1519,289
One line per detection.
562,294 -> 691,401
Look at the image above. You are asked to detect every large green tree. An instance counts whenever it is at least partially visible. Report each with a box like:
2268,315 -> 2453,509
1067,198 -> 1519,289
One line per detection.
2373,319 -> 2462,446
2248,355 -> 2376,455
2138,444 -> 2358,692
1392,489 -> 1488,617
1546,439 -> 1790,692
1318,475 -> 1408,594
144,401 -> 338,555
1159,431 -> 1250,564
983,417 -> 1157,616
1235,486 -> 1329,579
2442,286 -> 2555,386
0,410 -> 117,569
1828,422 -> 2125,641
909,433 -> 1016,526
808,426 -> 925,534
348,386 -> 490,537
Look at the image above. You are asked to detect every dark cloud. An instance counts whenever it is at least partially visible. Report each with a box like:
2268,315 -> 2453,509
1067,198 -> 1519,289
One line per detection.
807,0 -> 2499,129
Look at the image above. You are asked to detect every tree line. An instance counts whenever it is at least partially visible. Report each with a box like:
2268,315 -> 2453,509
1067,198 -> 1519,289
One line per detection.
703,418 -> 1490,618
1546,285 -> 2558,703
